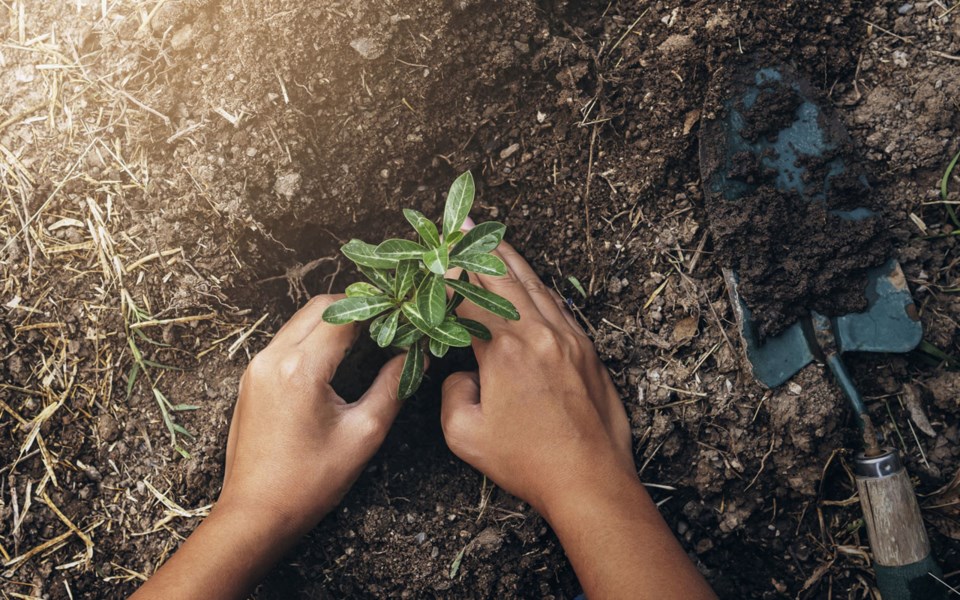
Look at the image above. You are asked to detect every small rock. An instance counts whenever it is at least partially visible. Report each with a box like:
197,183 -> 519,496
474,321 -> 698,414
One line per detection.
414,532 -> 427,545
170,24 -> 194,51
897,3 -> 914,14
274,172 -> 302,200
607,277 -> 624,295
97,413 -> 120,442
671,316 -> 699,343
350,37 -> 385,60
658,34 -> 694,57
903,384 -> 936,437
677,520 -> 689,535
695,538 -> 714,553
466,526 -> 503,555
500,143 -> 520,160
787,382 -> 802,395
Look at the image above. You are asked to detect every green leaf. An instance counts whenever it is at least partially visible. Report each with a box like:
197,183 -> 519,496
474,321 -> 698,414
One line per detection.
426,320 -> 472,347
375,239 -> 427,260
358,264 -> 395,293
170,403 -> 200,411
369,312 -> 389,339
346,282 -> 383,298
323,296 -> 394,324
394,260 -> 418,299
567,275 -> 587,298
429,337 -> 449,358
398,341 -> 425,400
393,322 -> 424,347
404,209 -> 441,248
447,270 -> 469,311
125,362 -> 140,399
172,423 -> 195,438
457,318 -> 492,340
376,310 -> 401,347
423,244 -> 449,275
445,279 -> 519,320
442,171 -> 475,238
451,222 -> 505,257
444,231 -> 464,247
401,302 -> 432,333
417,273 -> 447,327
341,239 -> 397,269
449,253 -> 507,276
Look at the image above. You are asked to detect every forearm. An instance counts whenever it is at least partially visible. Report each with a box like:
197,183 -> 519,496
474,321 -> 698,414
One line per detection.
131,500 -> 305,600
543,469 -> 717,600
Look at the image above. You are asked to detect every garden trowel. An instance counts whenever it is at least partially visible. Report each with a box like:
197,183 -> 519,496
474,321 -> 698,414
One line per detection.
699,63 -> 942,600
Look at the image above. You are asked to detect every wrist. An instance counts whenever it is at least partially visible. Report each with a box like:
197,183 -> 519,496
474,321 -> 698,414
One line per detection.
538,463 -> 649,529
211,493 -> 314,549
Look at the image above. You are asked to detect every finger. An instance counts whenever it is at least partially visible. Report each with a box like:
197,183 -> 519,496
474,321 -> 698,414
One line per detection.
489,240 -> 567,325
548,289 -> 589,338
348,354 -> 407,440
298,318 -> 361,383
440,371 -> 482,455
274,294 -> 352,346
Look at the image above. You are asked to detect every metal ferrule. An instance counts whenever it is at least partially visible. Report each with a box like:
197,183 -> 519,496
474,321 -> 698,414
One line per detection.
854,449 -> 903,479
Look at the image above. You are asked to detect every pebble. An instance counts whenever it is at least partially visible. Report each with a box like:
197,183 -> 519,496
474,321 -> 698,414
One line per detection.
350,37 -> 386,60
500,143 -> 520,160
274,172 -> 302,200
97,413 -> 121,442
898,3 -> 914,14
414,532 -> 427,545
170,24 -> 194,51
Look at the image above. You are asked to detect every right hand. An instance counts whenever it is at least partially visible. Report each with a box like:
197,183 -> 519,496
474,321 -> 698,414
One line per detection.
441,238 -> 637,518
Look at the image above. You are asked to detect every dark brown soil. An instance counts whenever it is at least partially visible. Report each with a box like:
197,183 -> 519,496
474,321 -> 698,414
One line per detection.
710,184 -> 891,340
700,66 -> 891,340
2,1 -> 959,599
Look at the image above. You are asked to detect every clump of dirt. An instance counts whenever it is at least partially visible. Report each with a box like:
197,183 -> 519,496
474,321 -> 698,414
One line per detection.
710,185 -> 890,340
738,82 -> 803,143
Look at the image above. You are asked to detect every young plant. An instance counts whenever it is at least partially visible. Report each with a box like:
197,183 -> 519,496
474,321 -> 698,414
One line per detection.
322,171 -> 519,399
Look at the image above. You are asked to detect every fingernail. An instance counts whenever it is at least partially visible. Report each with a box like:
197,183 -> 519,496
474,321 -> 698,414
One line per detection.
461,216 -> 475,231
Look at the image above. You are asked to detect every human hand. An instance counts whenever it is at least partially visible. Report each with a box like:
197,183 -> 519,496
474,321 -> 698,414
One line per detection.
439,237 -> 636,519
219,294 -> 407,533
132,295 -> 408,600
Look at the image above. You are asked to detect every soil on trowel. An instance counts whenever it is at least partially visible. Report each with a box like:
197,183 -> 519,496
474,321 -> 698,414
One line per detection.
710,185 -> 890,340
738,82 -> 803,143
704,73 -> 891,340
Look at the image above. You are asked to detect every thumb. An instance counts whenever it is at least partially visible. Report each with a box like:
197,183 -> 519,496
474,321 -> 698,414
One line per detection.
352,354 -> 407,432
440,371 -> 481,449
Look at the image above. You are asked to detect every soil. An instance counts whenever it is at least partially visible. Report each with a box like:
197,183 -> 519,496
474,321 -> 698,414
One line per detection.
1,1 -> 959,599
701,67 -> 891,339
710,184 -> 891,340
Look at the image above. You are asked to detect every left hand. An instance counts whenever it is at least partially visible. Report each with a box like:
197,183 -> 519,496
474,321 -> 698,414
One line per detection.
132,295 -> 406,600
219,294 -> 406,533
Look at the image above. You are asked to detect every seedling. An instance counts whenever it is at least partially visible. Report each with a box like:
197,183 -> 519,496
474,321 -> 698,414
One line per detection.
322,171 -> 519,399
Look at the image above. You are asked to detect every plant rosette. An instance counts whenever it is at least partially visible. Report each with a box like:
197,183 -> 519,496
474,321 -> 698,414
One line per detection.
322,171 -> 519,399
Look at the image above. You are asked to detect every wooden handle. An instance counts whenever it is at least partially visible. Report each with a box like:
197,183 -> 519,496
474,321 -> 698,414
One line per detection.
855,451 -> 930,567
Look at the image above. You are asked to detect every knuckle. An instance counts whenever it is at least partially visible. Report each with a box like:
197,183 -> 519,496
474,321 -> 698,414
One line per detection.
520,275 -> 546,296
246,351 -> 273,380
306,294 -> 334,309
440,410 -> 469,450
492,331 -> 525,356
354,411 -> 385,442
276,351 -> 308,383
530,326 -> 563,355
